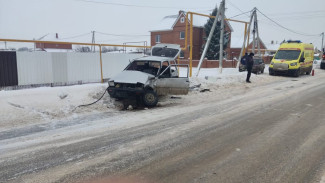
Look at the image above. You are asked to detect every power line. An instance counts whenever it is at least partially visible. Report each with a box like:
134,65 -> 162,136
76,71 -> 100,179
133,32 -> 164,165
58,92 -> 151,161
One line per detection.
227,0 -> 250,18
96,31 -> 150,37
228,10 -> 252,19
256,9 -> 321,37
75,0 -> 211,10
264,10 -> 325,16
59,32 -> 92,40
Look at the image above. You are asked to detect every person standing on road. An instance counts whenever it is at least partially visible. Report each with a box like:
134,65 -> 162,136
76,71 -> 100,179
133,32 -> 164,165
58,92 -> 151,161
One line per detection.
246,53 -> 254,83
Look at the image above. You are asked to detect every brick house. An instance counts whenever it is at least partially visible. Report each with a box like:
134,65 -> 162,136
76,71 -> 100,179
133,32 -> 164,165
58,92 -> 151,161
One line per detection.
150,10 -> 233,60
230,37 -> 268,60
35,33 -> 72,51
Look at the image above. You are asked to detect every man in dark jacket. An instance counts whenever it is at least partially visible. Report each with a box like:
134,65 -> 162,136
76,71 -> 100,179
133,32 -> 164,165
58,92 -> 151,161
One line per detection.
240,53 -> 248,65
246,53 -> 254,83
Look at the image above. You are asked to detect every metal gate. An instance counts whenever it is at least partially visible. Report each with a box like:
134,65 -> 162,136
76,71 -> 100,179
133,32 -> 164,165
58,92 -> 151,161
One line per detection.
0,51 -> 18,87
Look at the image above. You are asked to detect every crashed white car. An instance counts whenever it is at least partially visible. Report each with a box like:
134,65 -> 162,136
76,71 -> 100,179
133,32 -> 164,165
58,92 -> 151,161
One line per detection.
107,44 -> 189,108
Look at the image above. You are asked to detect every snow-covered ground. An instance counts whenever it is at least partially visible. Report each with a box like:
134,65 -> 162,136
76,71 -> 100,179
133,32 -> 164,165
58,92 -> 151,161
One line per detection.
0,66 -> 282,130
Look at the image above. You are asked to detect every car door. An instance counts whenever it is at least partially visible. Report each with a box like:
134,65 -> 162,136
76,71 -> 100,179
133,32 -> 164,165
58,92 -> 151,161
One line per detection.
154,62 -> 189,95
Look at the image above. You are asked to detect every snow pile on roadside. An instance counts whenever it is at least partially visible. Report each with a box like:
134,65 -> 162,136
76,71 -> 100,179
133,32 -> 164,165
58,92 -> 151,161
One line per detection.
0,83 -> 112,129
0,66 -> 281,129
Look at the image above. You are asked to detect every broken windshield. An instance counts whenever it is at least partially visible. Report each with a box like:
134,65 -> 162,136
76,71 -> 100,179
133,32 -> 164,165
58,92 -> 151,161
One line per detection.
274,50 -> 301,60
125,61 -> 161,76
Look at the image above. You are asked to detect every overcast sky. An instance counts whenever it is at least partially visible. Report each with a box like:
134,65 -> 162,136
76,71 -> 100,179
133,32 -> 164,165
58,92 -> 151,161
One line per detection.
0,0 -> 324,50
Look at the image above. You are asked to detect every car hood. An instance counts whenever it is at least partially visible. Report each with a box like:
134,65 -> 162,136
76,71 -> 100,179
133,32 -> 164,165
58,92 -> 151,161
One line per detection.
109,70 -> 154,84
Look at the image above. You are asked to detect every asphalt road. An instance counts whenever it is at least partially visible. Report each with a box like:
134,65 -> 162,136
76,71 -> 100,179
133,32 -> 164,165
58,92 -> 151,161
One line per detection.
1,73 -> 325,183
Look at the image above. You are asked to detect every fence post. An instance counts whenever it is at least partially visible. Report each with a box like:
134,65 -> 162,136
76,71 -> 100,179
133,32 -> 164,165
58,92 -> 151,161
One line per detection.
99,45 -> 104,83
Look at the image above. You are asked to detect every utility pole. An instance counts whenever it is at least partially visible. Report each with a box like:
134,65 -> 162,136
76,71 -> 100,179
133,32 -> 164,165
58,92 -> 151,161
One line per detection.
236,8 -> 255,68
218,0 -> 225,73
251,8 -> 261,57
196,0 -> 223,77
91,31 -> 96,52
321,32 -> 324,52
252,10 -> 256,55
255,9 -> 261,57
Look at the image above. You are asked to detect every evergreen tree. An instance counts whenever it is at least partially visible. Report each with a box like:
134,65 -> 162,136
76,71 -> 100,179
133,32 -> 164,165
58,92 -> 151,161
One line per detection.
203,7 -> 230,60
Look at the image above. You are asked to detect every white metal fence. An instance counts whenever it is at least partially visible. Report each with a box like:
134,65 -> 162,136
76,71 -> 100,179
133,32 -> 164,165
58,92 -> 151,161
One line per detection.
15,52 -> 143,86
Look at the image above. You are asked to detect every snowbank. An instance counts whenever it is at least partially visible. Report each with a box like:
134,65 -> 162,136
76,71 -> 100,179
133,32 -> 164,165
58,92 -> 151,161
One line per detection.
0,66 -> 282,130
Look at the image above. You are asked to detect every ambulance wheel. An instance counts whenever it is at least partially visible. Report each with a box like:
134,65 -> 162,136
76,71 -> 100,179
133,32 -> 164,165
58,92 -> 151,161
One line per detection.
269,70 -> 274,75
294,69 -> 300,77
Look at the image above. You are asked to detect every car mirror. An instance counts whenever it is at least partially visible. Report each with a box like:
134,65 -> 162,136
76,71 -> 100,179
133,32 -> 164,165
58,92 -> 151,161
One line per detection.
300,57 -> 305,62
148,75 -> 155,80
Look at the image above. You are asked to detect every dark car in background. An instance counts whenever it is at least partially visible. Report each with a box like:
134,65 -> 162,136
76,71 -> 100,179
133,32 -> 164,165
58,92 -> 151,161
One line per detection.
252,58 -> 265,74
321,52 -> 325,69
239,57 -> 265,74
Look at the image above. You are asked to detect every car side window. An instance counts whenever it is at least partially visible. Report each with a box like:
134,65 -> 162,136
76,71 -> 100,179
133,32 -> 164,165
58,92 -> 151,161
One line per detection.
160,61 -> 171,77
300,52 -> 305,62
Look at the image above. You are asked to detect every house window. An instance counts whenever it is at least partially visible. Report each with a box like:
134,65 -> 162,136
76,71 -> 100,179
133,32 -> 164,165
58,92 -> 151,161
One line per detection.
180,31 -> 185,39
180,17 -> 185,23
180,51 -> 184,58
155,35 -> 161,43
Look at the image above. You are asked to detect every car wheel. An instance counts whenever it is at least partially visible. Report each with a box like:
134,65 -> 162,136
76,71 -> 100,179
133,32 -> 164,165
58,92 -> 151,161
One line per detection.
294,69 -> 300,77
269,70 -> 274,75
261,68 -> 264,73
143,90 -> 158,107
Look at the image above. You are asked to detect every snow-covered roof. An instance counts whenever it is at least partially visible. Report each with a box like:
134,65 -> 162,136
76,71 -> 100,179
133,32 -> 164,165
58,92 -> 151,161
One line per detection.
150,11 -> 233,32
230,36 -> 272,50
230,36 -> 245,48
150,15 -> 180,32
264,43 -> 280,51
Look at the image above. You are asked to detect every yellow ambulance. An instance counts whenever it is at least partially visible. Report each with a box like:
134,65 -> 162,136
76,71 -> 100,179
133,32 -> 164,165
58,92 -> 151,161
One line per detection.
269,40 -> 314,77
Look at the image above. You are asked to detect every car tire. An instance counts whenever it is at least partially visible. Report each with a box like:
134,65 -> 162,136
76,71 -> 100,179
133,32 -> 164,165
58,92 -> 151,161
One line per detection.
261,68 -> 264,73
143,90 -> 158,107
269,70 -> 274,75
294,69 -> 300,77
321,63 -> 325,69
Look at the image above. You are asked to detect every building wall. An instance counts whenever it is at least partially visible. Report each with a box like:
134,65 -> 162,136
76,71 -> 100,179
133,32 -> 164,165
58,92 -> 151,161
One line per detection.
36,43 -> 72,50
230,39 -> 268,60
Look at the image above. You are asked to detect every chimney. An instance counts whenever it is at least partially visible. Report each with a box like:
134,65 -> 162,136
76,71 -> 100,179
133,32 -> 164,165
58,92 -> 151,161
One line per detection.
56,33 -> 58,39
179,10 -> 184,15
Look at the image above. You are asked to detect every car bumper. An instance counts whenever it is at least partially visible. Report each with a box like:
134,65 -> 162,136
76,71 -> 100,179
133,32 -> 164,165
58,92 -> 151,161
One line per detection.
107,87 -> 144,99
269,67 -> 298,75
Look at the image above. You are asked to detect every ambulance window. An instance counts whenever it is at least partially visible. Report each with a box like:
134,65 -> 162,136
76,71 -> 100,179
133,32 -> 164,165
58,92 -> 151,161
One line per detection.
274,50 -> 301,60
300,52 -> 305,62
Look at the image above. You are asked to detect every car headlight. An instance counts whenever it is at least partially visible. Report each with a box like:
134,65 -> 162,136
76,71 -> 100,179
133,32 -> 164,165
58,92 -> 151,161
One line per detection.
290,62 -> 297,66
109,81 -> 115,86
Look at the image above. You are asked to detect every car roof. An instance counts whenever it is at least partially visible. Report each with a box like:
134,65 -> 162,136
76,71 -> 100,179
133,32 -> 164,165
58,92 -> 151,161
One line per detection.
134,56 -> 174,62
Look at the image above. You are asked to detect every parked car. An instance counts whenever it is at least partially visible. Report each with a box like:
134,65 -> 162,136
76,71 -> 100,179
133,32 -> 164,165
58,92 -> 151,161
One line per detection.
252,57 -> 265,74
107,44 -> 189,109
321,52 -> 325,69
239,57 -> 265,74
